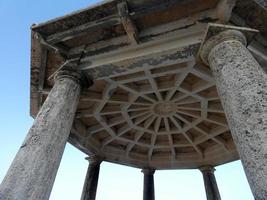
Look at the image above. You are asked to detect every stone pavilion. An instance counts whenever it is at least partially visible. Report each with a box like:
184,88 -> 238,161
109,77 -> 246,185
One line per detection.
0,0 -> 266,199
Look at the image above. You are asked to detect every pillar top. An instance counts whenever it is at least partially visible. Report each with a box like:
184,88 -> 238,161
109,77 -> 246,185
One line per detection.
85,155 -> 103,164
142,168 -> 155,175
54,62 -> 93,88
199,165 -> 216,173
199,23 -> 258,65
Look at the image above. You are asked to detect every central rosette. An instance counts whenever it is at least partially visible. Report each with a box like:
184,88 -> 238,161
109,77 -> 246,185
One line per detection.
152,101 -> 177,116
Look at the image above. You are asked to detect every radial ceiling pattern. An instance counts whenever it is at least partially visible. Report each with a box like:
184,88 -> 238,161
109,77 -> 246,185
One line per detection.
75,59 -> 237,169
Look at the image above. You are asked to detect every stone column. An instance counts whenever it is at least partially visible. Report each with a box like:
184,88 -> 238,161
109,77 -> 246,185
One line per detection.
142,168 -> 155,200
0,67 -> 91,200
80,155 -> 102,200
200,29 -> 267,199
200,166 -> 221,200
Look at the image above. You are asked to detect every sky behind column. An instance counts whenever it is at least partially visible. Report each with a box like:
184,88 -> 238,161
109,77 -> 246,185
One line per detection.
0,0 -> 253,199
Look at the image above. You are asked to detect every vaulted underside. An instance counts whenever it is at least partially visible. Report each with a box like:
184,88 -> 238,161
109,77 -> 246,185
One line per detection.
30,0 -> 267,169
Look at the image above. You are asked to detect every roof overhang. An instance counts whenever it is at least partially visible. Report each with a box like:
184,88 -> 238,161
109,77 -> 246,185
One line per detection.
29,0 -> 267,169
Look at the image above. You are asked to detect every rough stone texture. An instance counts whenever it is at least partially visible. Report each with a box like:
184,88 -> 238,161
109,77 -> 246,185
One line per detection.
202,30 -> 267,200
0,69 -> 82,200
200,29 -> 247,66
85,43 -> 200,79
80,156 -> 102,200
142,169 -> 155,200
200,166 -> 221,200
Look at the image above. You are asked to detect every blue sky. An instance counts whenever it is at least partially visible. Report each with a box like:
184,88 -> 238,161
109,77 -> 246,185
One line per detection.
0,1 -> 254,199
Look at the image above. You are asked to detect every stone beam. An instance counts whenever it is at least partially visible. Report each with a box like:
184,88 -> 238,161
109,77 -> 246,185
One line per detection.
117,1 -> 139,44
33,0 -> 217,45
83,141 -> 238,170
83,44 -> 198,80
78,25 -> 206,80
46,15 -> 121,44
67,9 -> 217,59
216,0 -> 236,23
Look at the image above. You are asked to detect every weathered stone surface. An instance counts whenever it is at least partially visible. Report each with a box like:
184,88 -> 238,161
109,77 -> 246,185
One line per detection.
200,29 -> 247,66
80,156 -> 102,200
201,30 -> 267,199
142,169 -> 155,200
200,166 -> 221,200
0,68 -> 83,200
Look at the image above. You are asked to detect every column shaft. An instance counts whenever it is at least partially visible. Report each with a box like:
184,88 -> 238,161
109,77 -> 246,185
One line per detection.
80,157 -> 102,200
202,30 -> 267,199
142,169 -> 155,200
200,166 -> 221,200
0,69 -> 83,200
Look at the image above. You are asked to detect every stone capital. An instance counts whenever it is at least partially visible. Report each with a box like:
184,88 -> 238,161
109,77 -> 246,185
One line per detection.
199,165 -> 215,173
85,155 -> 103,165
200,30 -> 246,65
199,23 -> 258,65
54,64 -> 93,88
142,168 -> 155,175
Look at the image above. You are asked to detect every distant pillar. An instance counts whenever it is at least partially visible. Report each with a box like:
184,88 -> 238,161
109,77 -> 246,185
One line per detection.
142,168 -> 155,200
200,29 -> 267,199
80,155 -> 102,200
0,67 -> 91,200
200,166 -> 221,200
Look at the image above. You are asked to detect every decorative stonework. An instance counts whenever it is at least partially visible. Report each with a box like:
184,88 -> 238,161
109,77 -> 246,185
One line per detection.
73,58 -> 237,169
199,165 -> 215,173
55,65 -> 93,89
152,101 -> 177,116
8,0 -> 267,198
198,23 -> 258,65
85,155 -> 103,164
142,168 -> 156,175
200,30 -> 247,65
